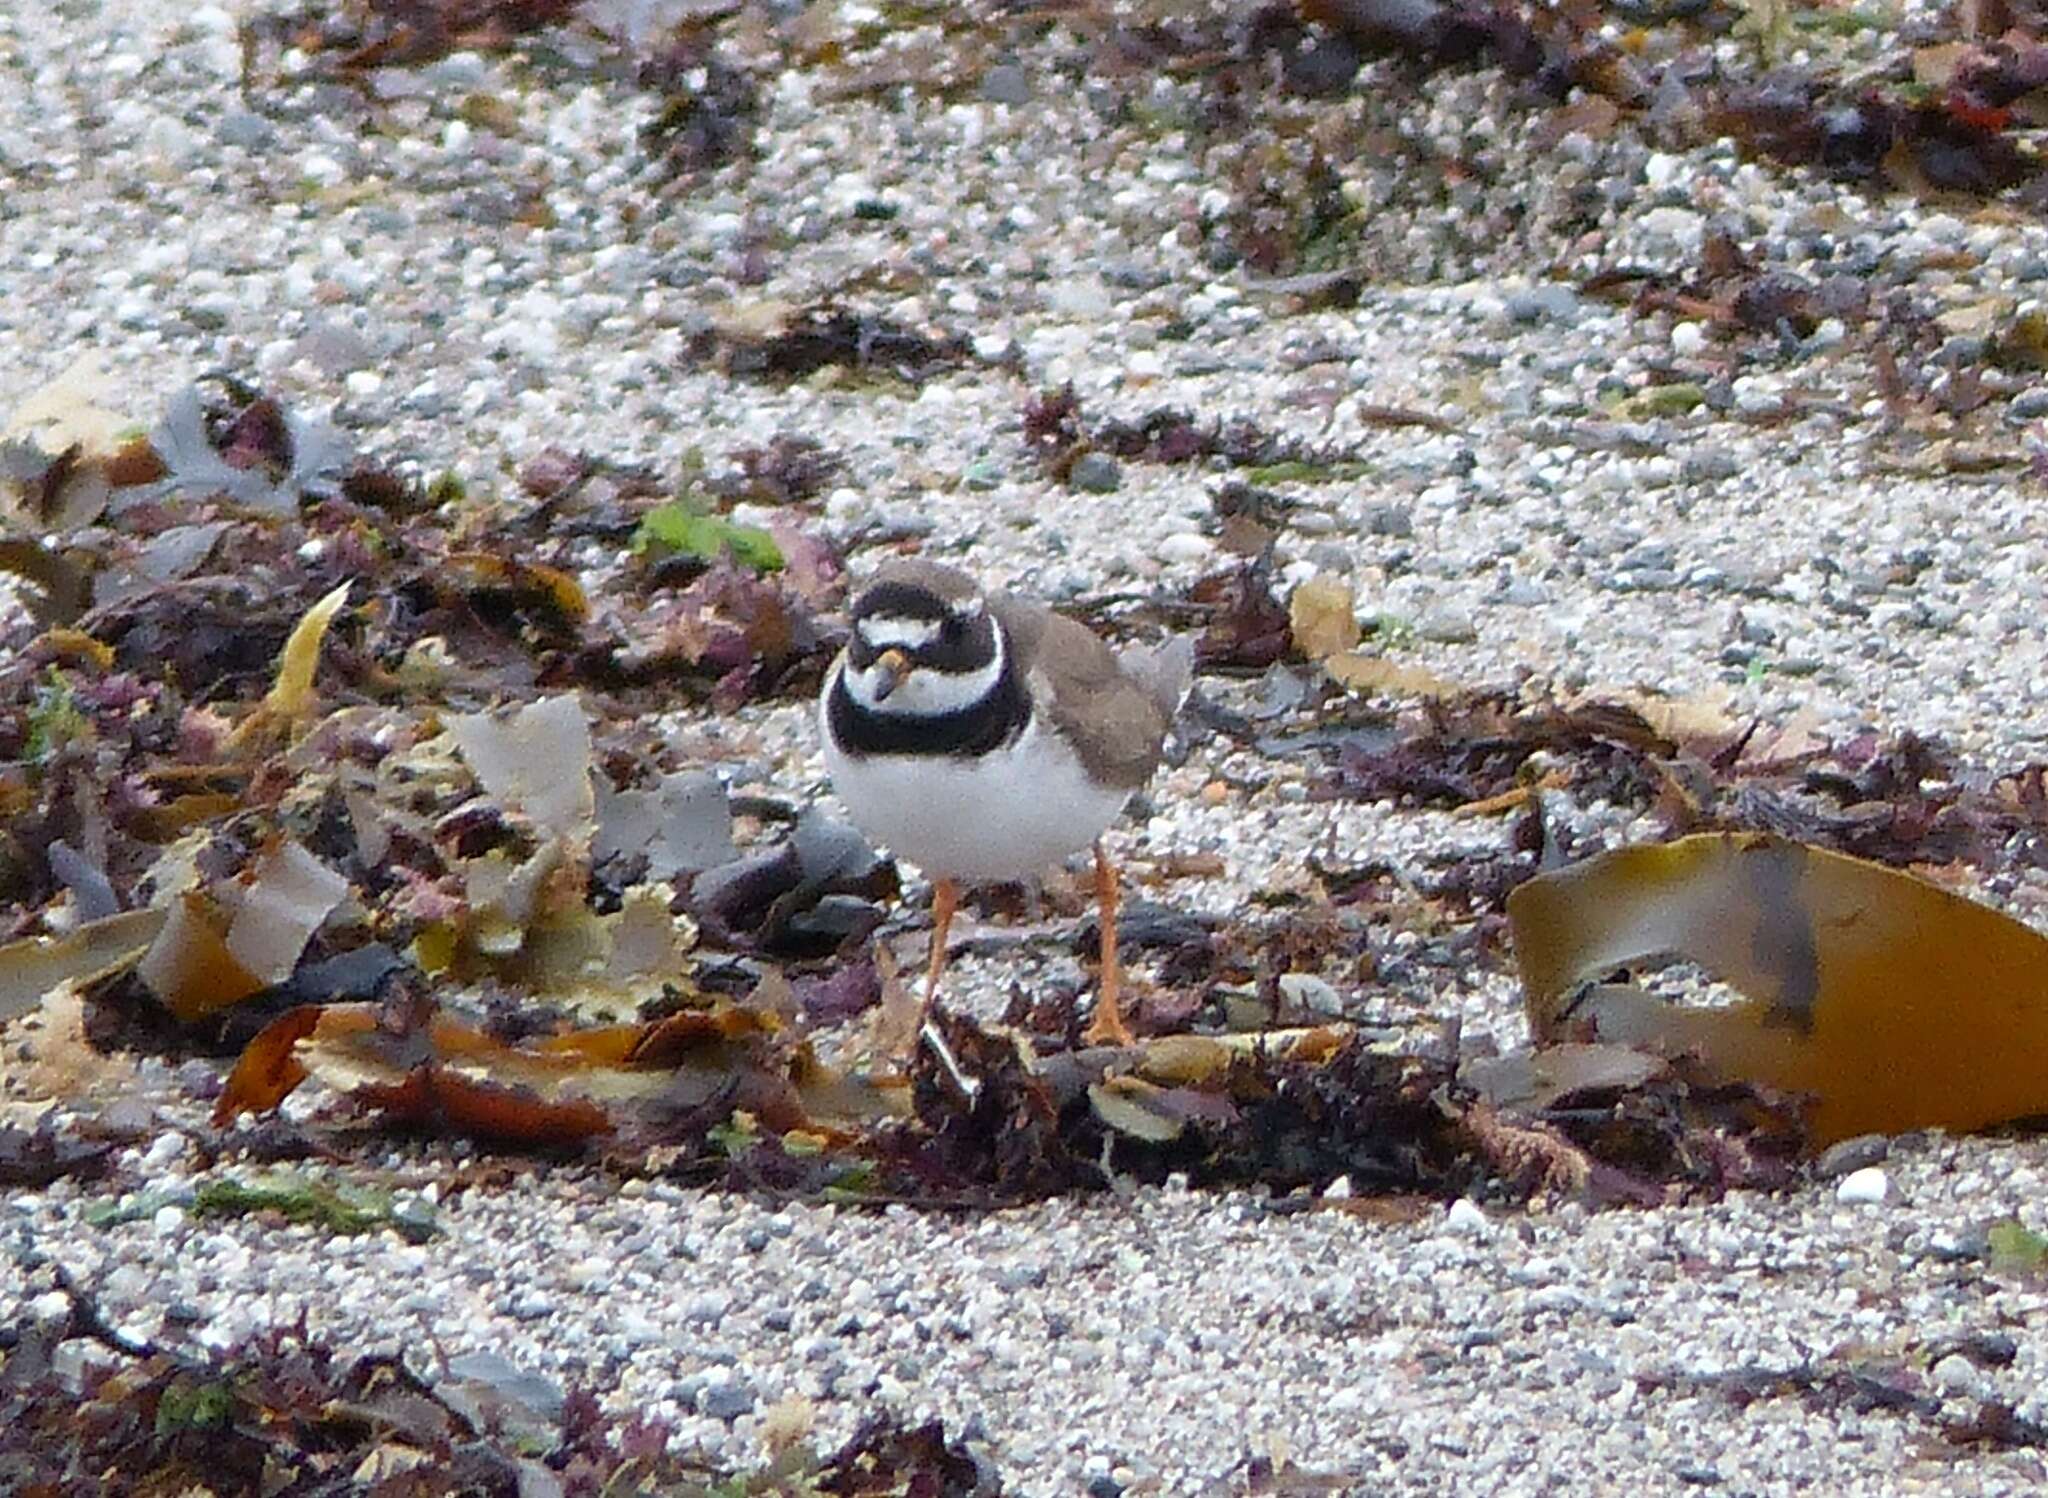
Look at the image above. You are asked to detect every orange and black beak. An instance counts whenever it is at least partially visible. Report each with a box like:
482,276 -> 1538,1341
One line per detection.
871,648 -> 912,702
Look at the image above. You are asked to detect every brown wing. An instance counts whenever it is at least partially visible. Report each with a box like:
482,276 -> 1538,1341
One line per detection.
993,593 -> 1174,791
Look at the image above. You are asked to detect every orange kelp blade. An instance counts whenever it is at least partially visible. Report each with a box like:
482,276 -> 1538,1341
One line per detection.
1509,831 -> 2048,1146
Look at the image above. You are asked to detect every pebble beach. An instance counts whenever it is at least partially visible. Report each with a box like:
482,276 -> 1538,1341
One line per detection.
8,1 -> 2048,1491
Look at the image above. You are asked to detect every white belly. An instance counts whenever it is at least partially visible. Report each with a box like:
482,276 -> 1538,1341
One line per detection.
821,710 -> 1132,883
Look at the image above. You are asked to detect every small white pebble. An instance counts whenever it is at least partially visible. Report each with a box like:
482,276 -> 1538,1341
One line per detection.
823,486 -> 869,524
1835,1167 -> 1889,1205
345,369 -> 384,398
1444,1198 -> 1492,1237
1278,971 -> 1344,1016
30,1290 -> 71,1322
1156,533 -> 1212,565
299,151 -> 346,186
1323,1174 -> 1354,1200
1643,151 -> 1686,191
1047,278 -> 1112,320
153,1203 -> 187,1233
1932,1353 -> 1981,1395
1670,320 -> 1706,357
1279,559 -> 1320,592
140,1132 -> 186,1172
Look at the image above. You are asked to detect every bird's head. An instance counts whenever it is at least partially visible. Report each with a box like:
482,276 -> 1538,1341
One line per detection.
841,562 -> 1004,716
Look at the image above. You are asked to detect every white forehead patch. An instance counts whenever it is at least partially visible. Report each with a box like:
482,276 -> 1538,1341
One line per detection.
948,595 -> 985,621
858,616 -> 944,651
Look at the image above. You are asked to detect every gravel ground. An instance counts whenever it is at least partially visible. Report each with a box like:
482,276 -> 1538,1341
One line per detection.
9,1 -> 2048,1492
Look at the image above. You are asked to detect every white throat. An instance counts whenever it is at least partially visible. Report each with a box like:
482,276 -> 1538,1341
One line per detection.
842,625 -> 1006,718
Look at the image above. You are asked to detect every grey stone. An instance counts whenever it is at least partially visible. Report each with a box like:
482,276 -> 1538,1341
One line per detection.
980,64 -> 1031,105
294,318 -> 378,376
1814,1134 -> 1890,1179
216,111 -> 275,150
1505,285 -> 1582,326
1415,606 -> 1478,643
1363,503 -> 1413,537
1069,452 -> 1122,493
696,1380 -> 757,1422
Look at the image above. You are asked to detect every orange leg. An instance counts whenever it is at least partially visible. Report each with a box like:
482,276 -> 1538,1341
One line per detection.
922,877 -> 960,1021
1081,841 -> 1134,1047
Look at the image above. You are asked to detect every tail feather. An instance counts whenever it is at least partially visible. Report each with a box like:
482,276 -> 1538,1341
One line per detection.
1120,635 -> 1195,720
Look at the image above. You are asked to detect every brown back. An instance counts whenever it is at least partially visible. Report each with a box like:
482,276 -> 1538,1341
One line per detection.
991,591 -> 1182,790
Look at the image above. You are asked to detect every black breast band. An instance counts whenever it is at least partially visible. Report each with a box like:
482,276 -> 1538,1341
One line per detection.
828,657 -> 1032,758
